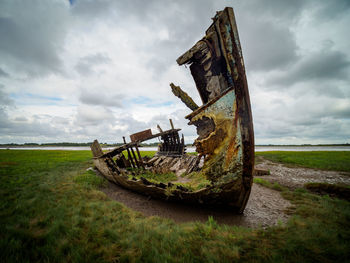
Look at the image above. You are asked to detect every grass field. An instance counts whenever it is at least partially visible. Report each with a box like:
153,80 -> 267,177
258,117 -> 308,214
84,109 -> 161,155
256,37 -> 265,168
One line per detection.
256,151 -> 350,172
1,149 -> 349,262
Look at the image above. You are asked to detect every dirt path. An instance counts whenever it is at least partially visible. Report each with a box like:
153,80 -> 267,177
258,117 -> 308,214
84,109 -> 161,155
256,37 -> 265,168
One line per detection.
100,179 -> 291,228
255,158 -> 350,189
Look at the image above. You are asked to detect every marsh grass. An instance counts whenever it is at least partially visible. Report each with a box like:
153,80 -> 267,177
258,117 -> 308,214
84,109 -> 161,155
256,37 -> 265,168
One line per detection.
304,182 -> 350,201
256,151 -> 350,173
253,177 -> 286,192
74,170 -> 107,188
132,170 -> 178,184
122,150 -> 156,158
1,150 -> 349,262
176,172 -> 211,191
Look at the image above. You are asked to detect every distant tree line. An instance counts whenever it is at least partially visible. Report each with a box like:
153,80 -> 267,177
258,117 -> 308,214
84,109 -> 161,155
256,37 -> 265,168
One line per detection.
1,142 -> 349,147
256,143 -> 350,146
0,142 -> 167,147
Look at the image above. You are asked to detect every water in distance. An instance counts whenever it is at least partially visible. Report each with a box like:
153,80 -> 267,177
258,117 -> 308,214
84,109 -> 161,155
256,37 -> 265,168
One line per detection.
1,146 -> 350,152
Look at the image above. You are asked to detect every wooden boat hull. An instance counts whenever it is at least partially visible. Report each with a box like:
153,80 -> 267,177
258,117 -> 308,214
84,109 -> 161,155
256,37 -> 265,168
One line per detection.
91,7 -> 254,213
92,152 -> 250,212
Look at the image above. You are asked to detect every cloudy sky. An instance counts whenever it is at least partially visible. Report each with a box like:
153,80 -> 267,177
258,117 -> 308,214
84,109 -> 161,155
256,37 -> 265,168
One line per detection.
0,0 -> 349,145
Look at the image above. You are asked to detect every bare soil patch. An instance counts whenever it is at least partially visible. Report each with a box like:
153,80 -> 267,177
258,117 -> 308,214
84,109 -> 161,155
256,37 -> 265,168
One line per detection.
255,158 -> 350,190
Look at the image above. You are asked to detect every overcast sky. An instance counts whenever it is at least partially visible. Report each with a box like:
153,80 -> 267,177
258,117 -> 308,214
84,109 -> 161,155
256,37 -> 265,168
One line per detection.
0,0 -> 349,145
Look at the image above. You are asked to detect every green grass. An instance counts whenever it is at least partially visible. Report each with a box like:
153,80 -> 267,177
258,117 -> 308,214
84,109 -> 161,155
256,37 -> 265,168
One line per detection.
1,150 -> 350,262
253,177 -> 286,192
256,151 -> 350,172
304,182 -> 350,201
175,172 -> 211,191
131,170 -> 178,184
121,150 -> 156,158
74,170 -> 107,188
128,169 -> 210,191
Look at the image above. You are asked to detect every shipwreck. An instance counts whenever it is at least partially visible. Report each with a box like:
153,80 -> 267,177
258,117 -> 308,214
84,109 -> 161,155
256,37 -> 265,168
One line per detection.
91,7 -> 254,213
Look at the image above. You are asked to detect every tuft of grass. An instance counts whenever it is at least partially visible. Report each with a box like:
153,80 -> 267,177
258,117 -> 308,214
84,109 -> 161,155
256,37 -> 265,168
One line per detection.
124,150 -> 156,158
304,182 -> 350,201
175,172 -> 211,191
256,151 -> 350,173
253,177 -> 286,191
135,171 -> 178,183
74,170 -> 107,188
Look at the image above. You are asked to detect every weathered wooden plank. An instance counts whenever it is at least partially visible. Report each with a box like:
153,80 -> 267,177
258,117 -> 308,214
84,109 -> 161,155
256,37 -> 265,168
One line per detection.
136,128 -> 181,143
123,136 -> 136,168
135,144 -> 144,169
170,83 -> 199,111
130,129 -> 153,142
129,146 -> 140,168
169,119 -> 174,129
157,124 -> 163,133
90,139 -> 104,157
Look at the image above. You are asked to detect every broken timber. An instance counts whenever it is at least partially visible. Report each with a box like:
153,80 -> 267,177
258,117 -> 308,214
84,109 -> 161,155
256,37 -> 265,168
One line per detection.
91,7 -> 254,213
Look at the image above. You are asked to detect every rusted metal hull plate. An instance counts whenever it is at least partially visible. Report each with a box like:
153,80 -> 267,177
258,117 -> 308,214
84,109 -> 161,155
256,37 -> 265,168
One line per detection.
188,89 -> 243,184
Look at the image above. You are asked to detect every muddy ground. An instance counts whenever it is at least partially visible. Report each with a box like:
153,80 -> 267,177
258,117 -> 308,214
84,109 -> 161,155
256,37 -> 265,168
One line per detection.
101,182 -> 291,228
255,158 -> 350,189
98,158 -> 349,228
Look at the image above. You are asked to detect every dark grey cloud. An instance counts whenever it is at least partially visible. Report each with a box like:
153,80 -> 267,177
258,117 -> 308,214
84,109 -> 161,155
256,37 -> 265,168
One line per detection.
314,0 -> 350,22
0,67 -> 9,78
14,116 -> 28,122
237,0 -> 350,26
267,48 -> 350,87
235,0 -> 350,74
231,0 -> 304,73
0,84 -> 13,106
72,107 -> 153,142
236,0 -> 306,22
79,89 -> 123,107
75,105 -> 116,126
70,0 -> 115,19
0,109 -> 64,139
240,19 -> 299,71
0,108 -> 11,129
292,49 -> 350,81
71,0 -> 223,75
253,93 -> 350,143
0,0 -> 69,76
75,53 -> 111,76
255,114 -> 350,143
116,114 -> 152,136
